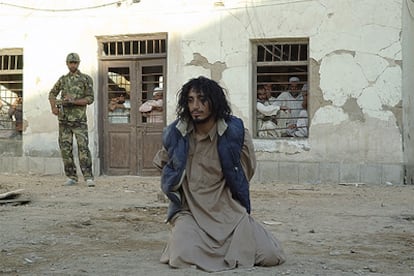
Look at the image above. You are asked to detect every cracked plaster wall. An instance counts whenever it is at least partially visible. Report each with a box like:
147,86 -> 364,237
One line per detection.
0,0 -> 407,180
167,0 -> 405,183
402,0 -> 414,184
251,0 -> 404,168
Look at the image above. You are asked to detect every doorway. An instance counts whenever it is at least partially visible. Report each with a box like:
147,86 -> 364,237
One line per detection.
100,59 -> 166,175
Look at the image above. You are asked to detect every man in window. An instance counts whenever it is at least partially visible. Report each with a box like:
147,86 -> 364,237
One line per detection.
8,96 -> 23,138
256,85 -> 287,137
139,87 -> 163,123
108,93 -> 130,123
286,93 -> 308,137
275,76 -> 305,136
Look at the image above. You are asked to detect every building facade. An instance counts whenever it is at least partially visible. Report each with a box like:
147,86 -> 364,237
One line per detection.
0,0 -> 412,185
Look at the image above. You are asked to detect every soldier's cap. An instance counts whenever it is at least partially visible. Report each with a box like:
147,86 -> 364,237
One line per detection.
66,53 -> 80,63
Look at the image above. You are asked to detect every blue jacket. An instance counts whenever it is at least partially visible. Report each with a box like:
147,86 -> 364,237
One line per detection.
161,116 -> 251,222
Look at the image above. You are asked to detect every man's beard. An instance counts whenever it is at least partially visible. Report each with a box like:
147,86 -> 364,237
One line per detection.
192,113 -> 213,124
290,90 -> 300,98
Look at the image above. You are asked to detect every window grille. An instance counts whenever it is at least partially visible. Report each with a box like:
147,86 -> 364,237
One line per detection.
257,43 -> 308,62
0,49 -> 23,139
101,38 -> 166,57
0,53 -> 23,71
254,40 -> 309,139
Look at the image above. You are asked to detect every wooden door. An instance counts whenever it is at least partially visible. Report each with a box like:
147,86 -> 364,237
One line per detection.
136,60 -> 165,176
102,61 -> 136,175
101,59 -> 165,175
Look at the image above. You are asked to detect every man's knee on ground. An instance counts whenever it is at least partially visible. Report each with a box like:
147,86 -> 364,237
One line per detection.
255,246 -> 286,267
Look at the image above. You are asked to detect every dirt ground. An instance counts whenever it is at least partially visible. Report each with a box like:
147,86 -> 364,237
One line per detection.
0,174 -> 413,276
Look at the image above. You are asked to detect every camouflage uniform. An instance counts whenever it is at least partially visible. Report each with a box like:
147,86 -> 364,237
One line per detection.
48,70 -> 94,181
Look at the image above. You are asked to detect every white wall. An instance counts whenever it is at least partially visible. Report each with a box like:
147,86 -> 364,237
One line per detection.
0,0 -> 405,184
403,0 -> 414,184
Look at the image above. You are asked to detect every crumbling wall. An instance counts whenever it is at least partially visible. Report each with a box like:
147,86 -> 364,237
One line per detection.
402,0 -> 414,184
0,0 -> 406,183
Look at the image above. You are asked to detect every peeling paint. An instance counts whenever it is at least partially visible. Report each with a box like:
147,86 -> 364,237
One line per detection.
354,52 -> 389,82
383,100 -> 403,132
312,106 -> 348,126
309,58 -> 331,120
253,139 -> 310,155
342,97 -> 365,122
320,53 -> 369,107
187,53 -> 227,81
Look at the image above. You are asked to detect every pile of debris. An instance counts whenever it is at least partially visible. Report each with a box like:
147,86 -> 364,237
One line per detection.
0,189 -> 30,205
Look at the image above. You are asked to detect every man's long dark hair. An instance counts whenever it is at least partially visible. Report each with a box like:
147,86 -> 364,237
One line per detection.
176,76 -> 232,121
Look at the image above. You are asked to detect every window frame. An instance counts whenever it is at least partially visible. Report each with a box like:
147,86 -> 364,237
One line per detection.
0,48 -> 23,139
252,38 -> 309,139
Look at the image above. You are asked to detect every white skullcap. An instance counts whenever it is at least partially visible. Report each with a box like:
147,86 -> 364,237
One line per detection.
153,87 -> 163,96
289,76 -> 300,82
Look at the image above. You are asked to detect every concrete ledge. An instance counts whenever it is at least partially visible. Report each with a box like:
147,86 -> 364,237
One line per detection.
0,156 -> 99,177
0,156 -> 405,185
254,161 -> 404,185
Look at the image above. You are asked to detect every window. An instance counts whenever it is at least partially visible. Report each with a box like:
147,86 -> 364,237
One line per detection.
139,65 -> 164,124
107,67 -> 131,124
0,48 -> 23,139
100,35 -> 166,58
100,34 -> 166,125
253,40 -> 309,139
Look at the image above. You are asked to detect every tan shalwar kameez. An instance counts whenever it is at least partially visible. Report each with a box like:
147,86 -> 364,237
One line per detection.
153,121 -> 285,272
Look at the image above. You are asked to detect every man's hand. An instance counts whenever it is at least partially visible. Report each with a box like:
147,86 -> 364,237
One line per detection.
62,96 -> 75,106
62,96 -> 89,106
51,106 -> 59,116
49,99 -> 61,116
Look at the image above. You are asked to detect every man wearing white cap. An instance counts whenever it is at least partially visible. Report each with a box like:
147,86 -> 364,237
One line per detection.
139,87 -> 164,123
256,85 -> 289,137
275,76 -> 305,135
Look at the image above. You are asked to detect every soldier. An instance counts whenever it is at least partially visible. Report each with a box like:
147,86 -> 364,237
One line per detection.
48,53 -> 95,187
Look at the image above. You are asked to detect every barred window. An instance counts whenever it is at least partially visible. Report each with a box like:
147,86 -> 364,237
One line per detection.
253,40 -> 309,139
0,48 -> 23,140
99,34 -> 167,58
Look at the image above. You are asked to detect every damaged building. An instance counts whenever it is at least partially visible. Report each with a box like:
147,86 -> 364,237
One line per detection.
0,0 -> 413,185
